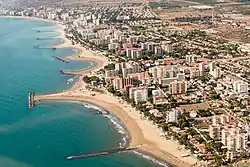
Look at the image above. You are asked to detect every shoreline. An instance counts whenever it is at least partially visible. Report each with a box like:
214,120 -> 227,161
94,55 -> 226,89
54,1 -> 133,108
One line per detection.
34,92 -> 198,167
36,99 -> 172,167
0,15 -> 108,78
1,15 -> 108,92
2,16 -> 199,167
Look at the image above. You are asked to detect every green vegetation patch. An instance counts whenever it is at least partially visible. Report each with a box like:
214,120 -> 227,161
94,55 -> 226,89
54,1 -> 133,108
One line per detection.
239,9 -> 250,16
149,2 -> 181,9
187,0 -> 220,4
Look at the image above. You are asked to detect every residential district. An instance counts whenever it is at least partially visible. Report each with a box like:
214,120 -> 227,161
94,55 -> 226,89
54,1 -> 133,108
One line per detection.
2,1 -> 250,166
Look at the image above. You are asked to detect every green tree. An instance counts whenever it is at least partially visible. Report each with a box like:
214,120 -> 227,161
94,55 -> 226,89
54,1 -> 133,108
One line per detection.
104,63 -> 115,70
179,133 -> 188,145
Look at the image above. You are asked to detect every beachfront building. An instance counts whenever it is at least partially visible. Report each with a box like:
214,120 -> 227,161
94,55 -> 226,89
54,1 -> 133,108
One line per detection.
167,108 -> 181,122
113,77 -> 133,90
108,43 -> 119,50
129,87 -> 148,104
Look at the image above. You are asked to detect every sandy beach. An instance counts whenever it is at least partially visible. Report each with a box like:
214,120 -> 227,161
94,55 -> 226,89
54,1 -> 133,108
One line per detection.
3,16 -> 199,167
34,90 -> 198,167
0,15 -> 109,76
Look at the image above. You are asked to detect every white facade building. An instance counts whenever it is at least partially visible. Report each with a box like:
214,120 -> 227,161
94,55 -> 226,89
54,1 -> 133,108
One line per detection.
168,109 -> 181,122
129,87 -> 148,104
233,81 -> 248,94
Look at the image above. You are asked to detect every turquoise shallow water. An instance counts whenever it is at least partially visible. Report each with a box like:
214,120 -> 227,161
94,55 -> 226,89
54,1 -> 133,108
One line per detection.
0,18 -> 162,167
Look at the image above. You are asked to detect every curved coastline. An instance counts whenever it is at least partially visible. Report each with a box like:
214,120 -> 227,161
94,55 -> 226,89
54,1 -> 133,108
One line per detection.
0,16 -> 198,167
35,98 -> 172,167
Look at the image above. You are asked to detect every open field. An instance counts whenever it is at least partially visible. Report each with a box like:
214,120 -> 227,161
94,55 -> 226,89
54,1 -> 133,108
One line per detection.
179,103 -> 210,112
158,9 -> 214,20
168,0 -> 200,6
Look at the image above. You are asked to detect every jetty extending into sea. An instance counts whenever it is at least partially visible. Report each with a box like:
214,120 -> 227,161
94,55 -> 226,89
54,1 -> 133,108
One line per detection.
36,30 -> 54,33
36,37 -> 55,40
65,146 -> 144,160
53,56 -> 70,63
28,92 -> 35,108
29,91 -> 147,161
33,45 -> 56,50
59,70 -> 83,75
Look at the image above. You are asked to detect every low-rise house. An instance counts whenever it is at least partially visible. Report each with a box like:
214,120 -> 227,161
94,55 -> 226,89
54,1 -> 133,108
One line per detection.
149,109 -> 164,118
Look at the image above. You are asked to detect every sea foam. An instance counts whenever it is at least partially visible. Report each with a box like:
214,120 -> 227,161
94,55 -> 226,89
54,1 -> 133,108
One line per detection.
82,102 -> 129,147
133,151 -> 171,167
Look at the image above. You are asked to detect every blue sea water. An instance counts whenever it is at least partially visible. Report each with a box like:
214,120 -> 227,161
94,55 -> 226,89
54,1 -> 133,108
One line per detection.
0,18 -> 163,167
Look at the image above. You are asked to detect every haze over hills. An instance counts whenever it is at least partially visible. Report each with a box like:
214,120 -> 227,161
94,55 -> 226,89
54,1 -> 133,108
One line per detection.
0,0 -> 146,8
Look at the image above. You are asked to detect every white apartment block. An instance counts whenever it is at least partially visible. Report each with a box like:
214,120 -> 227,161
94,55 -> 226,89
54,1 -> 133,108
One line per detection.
154,46 -> 164,55
149,65 -> 181,79
212,114 -> 230,125
186,55 -> 196,64
213,67 -> 221,79
209,115 -> 249,152
108,43 -> 119,50
227,133 -> 248,152
199,63 -> 205,73
233,81 -> 248,94
158,73 -> 185,87
126,48 -> 142,60
161,44 -> 173,53
209,61 -> 216,73
168,108 -> 181,122
115,62 -> 140,73
209,125 -> 221,140
129,87 -> 148,104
